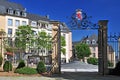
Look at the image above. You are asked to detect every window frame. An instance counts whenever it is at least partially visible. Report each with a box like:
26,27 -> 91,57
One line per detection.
15,20 -> 20,27
8,19 -> 13,26
8,28 -> 12,35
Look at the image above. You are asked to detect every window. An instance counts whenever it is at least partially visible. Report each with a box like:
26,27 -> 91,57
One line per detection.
22,12 -> 27,17
15,10 -> 20,16
31,21 -> 36,27
15,20 -> 20,27
93,53 -> 96,57
63,34 -> 66,39
7,8 -> 13,15
92,47 -> 96,51
8,37 -> 12,46
41,24 -> 46,28
22,21 -> 26,25
8,19 -> 13,26
8,28 -> 12,35
92,40 -> 96,44
86,40 -> 90,44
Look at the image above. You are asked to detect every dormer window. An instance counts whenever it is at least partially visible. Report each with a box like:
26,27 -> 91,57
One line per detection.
21,12 -> 27,17
7,8 -> 13,15
86,40 -> 90,44
92,40 -> 96,44
15,9 -> 20,16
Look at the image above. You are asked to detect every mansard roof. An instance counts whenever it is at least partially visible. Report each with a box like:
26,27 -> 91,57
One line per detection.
0,0 -> 24,14
27,13 -> 50,22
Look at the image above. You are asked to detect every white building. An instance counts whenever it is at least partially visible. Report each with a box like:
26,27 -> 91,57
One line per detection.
0,0 -> 72,64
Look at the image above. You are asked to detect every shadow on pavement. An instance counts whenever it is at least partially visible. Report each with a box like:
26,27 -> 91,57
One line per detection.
50,72 -> 120,80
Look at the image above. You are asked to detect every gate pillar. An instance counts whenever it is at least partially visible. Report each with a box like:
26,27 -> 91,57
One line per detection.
98,20 -> 108,75
50,21 -> 61,74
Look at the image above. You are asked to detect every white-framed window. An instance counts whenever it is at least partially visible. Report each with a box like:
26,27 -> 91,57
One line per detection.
22,21 -> 27,25
15,20 -> 20,27
15,10 -> 20,16
63,34 -> 66,39
93,53 -> 96,57
86,40 -> 90,44
92,47 -> 96,51
22,12 -> 27,17
8,19 -> 13,26
7,8 -> 13,15
92,40 -> 96,44
8,28 -> 12,35
31,21 -> 37,27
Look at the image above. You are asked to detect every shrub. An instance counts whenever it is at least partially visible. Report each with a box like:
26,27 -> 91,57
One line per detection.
108,61 -> 113,67
87,57 -> 98,65
16,60 -> 25,69
37,61 -> 46,73
3,61 -> 12,72
0,54 -> 3,66
14,67 -> 37,74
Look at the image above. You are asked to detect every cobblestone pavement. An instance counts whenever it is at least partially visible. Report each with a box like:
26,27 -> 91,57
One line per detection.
61,61 -> 98,72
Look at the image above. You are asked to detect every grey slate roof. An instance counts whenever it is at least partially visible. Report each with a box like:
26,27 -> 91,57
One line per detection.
27,13 -> 50,21
80,34 -> 98,42
0,0 -> 24,14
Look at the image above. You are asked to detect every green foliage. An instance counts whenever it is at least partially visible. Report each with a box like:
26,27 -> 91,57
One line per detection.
87,57 -> 98,65
36,61 -> 46,73
14,67 -> 37,74
16,60 -> 25,69
15,25 -> 34,51
5,47 -> 13,53
3,61 -> 12,72
61,48 -> 66,55
0,54 -> 3,66
108,61 -> 113,67
37,31 -> 51,48
61,36 -> 66,46
61,36 -> 66,55
75,43 -> 91,61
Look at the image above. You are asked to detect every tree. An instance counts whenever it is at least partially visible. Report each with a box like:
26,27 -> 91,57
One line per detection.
61,36 -> 66,55
36,31 -> 52,60
75,43 -> 91,62
15,25 -> 34,59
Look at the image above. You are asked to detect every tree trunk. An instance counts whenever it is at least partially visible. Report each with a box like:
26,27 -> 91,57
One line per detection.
82,57 -> 85,62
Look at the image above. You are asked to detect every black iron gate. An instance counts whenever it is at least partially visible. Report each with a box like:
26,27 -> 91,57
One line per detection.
107,33 -> 120,68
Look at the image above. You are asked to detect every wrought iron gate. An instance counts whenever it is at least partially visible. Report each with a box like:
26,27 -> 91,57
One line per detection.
107,33 -> 120,68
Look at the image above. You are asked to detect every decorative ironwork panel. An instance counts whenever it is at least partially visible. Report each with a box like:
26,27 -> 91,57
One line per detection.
68,9 -> 99,30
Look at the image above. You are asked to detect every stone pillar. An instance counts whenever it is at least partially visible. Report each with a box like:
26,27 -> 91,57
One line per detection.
50,21 -> 61,74
98,20 -> 108,75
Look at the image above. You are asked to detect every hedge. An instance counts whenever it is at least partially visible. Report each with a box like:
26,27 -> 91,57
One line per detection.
14,67 -> 37,74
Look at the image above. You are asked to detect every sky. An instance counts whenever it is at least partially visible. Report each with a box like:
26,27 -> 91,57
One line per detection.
9,0 -> 120,41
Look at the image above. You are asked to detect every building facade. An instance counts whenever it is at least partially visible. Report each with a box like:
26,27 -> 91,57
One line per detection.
73,34 -> 115,67
0,0 -> 72,64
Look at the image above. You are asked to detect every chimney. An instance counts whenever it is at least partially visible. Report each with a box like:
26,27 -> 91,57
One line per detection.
46,15 -> 49,19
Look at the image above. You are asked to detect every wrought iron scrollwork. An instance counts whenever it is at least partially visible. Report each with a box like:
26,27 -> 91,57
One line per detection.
108,33 -> 120,41
68,9 -> 99,30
